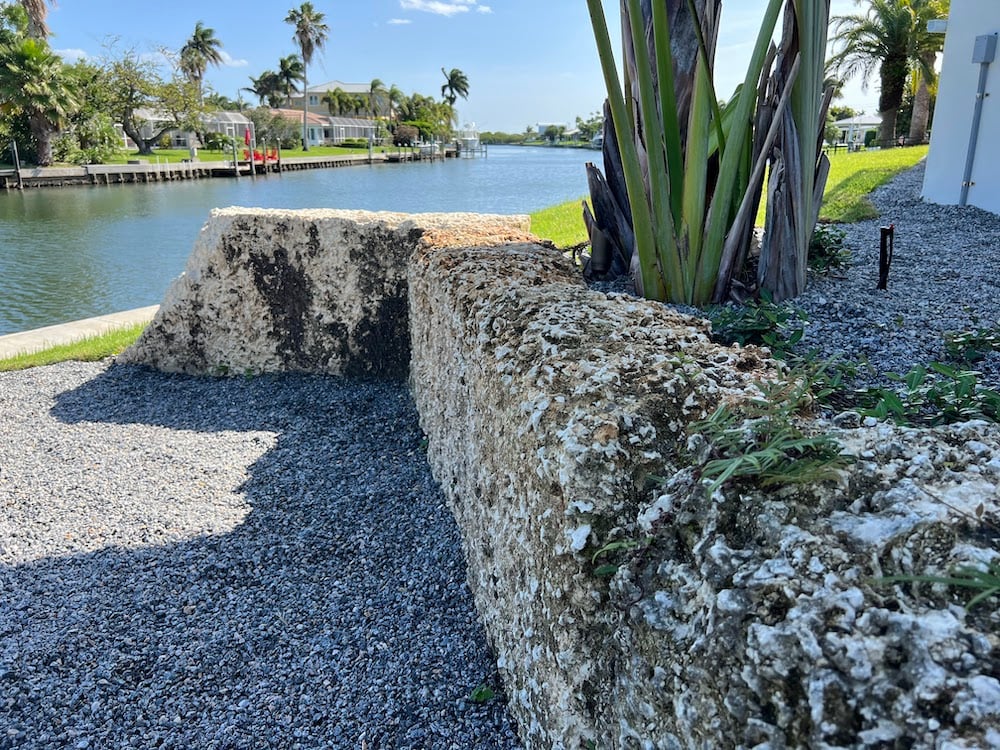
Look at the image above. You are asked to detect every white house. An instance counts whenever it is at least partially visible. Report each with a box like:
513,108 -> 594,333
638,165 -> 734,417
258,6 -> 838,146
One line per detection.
832,114 -> 882,147
922,0 -> 1000,214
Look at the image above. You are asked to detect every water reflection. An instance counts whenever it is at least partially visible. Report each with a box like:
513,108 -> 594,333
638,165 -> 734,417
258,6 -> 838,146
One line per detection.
0,146 -> 593,334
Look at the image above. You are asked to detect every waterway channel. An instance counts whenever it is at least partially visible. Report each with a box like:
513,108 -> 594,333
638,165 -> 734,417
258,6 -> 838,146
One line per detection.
0,146 -> 594,336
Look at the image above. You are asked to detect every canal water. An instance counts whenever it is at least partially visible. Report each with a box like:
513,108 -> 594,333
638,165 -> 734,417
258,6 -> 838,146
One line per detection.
0,146 -> 594,336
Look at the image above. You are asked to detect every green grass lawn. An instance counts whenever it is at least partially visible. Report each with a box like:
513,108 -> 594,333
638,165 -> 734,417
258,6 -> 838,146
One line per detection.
531,145 -> 930,249
0,323 -> 147,372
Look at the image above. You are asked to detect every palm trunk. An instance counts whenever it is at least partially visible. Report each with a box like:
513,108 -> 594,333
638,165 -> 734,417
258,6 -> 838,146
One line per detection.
878,107 -> 899,146
907,52 -> 936,144
302,67 -> 309,151
29,112 -> 54,166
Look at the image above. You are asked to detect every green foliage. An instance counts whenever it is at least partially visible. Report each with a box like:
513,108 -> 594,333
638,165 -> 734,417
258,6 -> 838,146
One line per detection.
707,293 -> 806,358
530,197 -> 588,249
692,378 -> 852,494
393,123 -> 419,146
944,325 -> 1000,364
808,225 -> 851,273
591,537 -> 651,578
884,561 -> 1000,611
0,323 -> 147,372
855,363 -> 1000,426
469,684 -> 495,703
203,131 -> 236,150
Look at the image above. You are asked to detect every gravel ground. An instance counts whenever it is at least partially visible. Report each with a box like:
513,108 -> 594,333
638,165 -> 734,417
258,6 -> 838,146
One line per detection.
792,161 -> 1000,390
0,361 -> 522,749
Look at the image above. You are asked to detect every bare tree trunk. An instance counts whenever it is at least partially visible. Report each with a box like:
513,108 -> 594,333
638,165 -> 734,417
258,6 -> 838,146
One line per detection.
28,112 -> 54,166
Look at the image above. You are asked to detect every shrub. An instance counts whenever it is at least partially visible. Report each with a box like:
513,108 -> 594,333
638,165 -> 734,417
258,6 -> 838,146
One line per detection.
203,131 -> 236,150
393,124 -> 419,147
808,225 -> 851,273
707,292 -> 806,359
855,363 -> 1000,426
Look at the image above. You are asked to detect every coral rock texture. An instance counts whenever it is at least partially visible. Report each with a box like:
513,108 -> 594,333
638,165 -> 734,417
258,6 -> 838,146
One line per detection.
408,241 -> 1000,749
120,208 -> 532,376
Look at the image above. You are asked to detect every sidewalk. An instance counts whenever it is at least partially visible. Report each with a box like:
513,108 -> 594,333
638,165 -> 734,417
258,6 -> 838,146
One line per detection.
0,306 -> 159,359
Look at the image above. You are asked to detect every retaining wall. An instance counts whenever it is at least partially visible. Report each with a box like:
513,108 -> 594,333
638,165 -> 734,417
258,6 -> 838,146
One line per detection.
124,210 -> 1000,749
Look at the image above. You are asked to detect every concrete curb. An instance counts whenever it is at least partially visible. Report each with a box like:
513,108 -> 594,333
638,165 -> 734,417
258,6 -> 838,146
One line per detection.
0,306 -> 160,360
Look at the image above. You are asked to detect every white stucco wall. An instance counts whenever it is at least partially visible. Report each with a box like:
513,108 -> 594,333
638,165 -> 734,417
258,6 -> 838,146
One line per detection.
922,0 -> 1000,214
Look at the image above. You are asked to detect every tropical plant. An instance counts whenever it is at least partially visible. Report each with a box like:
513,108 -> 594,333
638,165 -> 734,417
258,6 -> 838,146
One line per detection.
18,0 -> 48,39
387,83 -> 404,121
179,21 -> 224,101
277,53 -> 304,103
0,37 -> 77,165
368,78 -> 387,118
321,86 -> 349,115
584,0 -> 833,305
285,2 -> 328,150
440,67 -> 469,106
245,70 -> 285,108
830,0 -> 946,146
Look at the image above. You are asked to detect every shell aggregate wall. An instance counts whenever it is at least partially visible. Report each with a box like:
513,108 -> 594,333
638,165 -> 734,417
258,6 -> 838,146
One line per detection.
408,241 -> 1000,749
123,210 -> 1000,748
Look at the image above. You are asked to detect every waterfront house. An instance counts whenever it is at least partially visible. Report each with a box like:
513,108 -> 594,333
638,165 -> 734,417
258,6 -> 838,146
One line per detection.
270,108 -> 378,146
129,109 -> 253,149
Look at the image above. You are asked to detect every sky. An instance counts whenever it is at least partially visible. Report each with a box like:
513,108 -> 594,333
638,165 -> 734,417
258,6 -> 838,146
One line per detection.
45,0 -> 881,133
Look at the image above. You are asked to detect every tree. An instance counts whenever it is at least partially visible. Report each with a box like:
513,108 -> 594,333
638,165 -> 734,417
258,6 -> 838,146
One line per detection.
387,83 -> 404,122
322,86 -> 349,116
102,47 -> 202,155
179,21 -> 224,102
0,37 -> 77,165
245,70 -> 285,108
831,0 -> 942,146
285,2 -> 329,150
277,54 -> 304,103
440,67 -> 469,107
908,0 -> 948,143
19,0 -> 48,39
575,110 -> 604,142
368,78 -> 387,118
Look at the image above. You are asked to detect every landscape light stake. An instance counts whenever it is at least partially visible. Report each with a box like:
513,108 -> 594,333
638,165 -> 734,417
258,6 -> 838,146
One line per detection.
877,224 -> 894,290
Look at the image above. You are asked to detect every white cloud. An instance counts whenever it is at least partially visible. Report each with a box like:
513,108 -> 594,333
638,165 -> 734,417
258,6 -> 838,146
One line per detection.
399,0 -> 492,17
54,48 -> 89,63
388,18 -> 413,24
219,50 -> 249,68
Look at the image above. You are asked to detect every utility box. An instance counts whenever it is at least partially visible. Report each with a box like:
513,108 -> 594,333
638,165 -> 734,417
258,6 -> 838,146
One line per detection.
972,33 -> 997,64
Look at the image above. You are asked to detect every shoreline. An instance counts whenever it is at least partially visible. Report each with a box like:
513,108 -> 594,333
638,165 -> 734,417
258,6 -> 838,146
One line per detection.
0,148 -> 455,190
0,306 -> 159,359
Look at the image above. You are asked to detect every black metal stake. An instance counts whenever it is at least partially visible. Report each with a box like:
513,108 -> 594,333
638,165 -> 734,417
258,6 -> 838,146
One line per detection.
877,224 -> 894,290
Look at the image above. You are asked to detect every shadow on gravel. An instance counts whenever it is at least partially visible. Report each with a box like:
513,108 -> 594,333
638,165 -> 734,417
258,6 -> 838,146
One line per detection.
1,364 -> 520,750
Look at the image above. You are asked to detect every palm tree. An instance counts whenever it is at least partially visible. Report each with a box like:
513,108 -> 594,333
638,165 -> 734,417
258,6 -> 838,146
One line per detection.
831,0 -> 940,146
285,2 -> 329,150
907,0 -> 948,143
245,70 -> 285,109
179,21 -> 224,102
277,54 -> 305,104
322,86 -> 349,116
387,84 -> 404,122
368,78 -> 387,118
19,0 -> 50,39
0,37 -> 77,165
440,67 -> 469,107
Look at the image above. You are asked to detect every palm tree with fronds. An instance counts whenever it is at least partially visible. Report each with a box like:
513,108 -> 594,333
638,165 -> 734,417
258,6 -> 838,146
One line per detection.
322,86 -> 349,116
368,78 -> 387,118
245,70 -> 285,108
19,0 -> 50,39
285,2 -> 329,150
277,54 -> 305,104
387,83 -> 404,122
179,21 -> 224,102
831,0 -> 940,146
440,67 -> 469,107
0,37 -> 77,164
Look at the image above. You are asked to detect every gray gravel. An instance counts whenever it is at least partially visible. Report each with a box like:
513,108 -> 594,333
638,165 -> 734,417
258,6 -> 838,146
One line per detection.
793,160 -> 1000,390
0,361 -> 522,749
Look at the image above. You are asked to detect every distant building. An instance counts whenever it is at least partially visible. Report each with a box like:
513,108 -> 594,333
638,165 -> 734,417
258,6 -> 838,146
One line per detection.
832,114 -> 881,147
286,80 -> 378,116
922,0 -> 1000,214
271,108 -> 378,147
129,109 -> 253,148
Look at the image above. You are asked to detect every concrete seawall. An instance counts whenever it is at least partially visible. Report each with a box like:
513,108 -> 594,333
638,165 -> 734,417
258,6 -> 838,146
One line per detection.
0,306 -> 159,359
